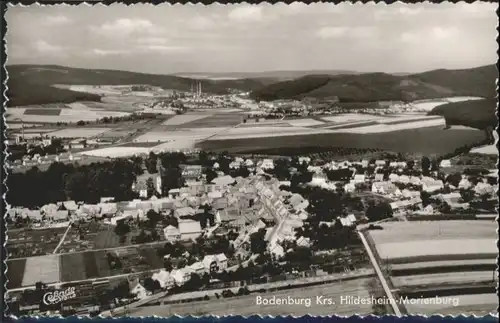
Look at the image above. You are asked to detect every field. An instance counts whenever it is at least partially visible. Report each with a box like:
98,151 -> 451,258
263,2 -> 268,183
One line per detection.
404,293 -> 498,316
391,271 -> 496,288
79,147 -> 152,158
48,128 -> 110,138
22,254 -> 61,286
174,113 -> 243,128
162,114 -> 211,126
369,221 -> 497,264
130,277 -> 376,316
198,126 -> 487,157
286,118 -> 326,127
6,104 -> 131,123
410,97 -> 482,112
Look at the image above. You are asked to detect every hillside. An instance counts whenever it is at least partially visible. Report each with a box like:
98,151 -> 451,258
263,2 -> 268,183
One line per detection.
174,69 -> 361,81
5,65 -> 267,107
250,64 -> 498,102
428,98 -> 497,131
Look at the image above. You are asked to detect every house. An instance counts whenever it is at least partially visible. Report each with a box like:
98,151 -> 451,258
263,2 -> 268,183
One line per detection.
458,177 -> 472,190
372,181 -> 397,195
389,173 -> 399,182
374,173 -> 384,182
421,177 -> 444,193
440,159 -> 452,168
398,175 -> 410,184
151,270 -> 174,289
189,261 -> 206,275
174,206 -> 196,218
170,268 -> 192,285
474,182 -> 494,196
163,225 -> 181,241
299,157 -> 311,165
344,182 -> 356,193
244,159 -> 254,167
211,175 -> 235,188
288,194 -> 309,211
260,159 -> 275,170
269,243 -> 285,259
409,176 -> 421,186
168,188 -> 181,198
178,220 -> 203,240
181,165 -> 203,180
352,174 -> 366,184
375,160 -> 386,167
401,189 -> 421,199
202,253 -> 228,273
129,281 -> 148,300
296,236 -> 312,248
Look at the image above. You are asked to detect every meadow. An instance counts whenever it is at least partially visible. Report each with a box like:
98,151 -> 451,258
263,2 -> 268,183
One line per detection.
404,293 -> 498,316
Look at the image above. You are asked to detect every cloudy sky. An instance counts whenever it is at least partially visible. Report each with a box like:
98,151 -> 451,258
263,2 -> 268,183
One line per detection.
6,3 -> 498,74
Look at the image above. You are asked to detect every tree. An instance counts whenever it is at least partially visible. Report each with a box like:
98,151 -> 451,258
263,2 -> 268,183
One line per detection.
143,278 -> 161,293
250,229 -> 268,254
421,156 -> 430,173
146,177 -> 155,198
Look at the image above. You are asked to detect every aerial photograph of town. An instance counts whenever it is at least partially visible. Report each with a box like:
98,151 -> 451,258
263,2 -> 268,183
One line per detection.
3,2 -> 498,318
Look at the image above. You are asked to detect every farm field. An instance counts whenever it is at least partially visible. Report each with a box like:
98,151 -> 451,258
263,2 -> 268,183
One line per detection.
286,118 -> 325,127
368,221 -> 496,244
374,238 -> 496,264
213,125 -> 331,140
22,254 -> 61,287
5,258 -> 26,289
6,105 -> 131,123
130,277 -> 375,316
48,128 -> 111,138
391,271 -> 497,288
329,118 -> 446,134
79,147 -> 152,158
175,113 -> 243,128
162,114 -> 211,126
390,259 -> 497,273
404,293 -> 498,316
198,126 -> 487,156
321,114 -> 387,123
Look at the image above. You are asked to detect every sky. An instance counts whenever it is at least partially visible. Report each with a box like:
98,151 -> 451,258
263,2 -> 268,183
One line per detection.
5,2 -> 498,74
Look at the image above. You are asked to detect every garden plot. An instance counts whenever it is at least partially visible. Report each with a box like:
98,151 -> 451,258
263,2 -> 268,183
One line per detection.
49,128 -> 110,138
405,293 -> 498,316
162,114 -> 211,126
22,254 -> 61,287
392,271 -> 496,288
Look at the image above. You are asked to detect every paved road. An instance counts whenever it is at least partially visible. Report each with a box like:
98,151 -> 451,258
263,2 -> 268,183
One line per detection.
357,231 -> 402,316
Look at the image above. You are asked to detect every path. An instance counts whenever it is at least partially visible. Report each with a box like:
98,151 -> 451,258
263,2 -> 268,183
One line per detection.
357,231 -> 402,316
52,221 -> 73,254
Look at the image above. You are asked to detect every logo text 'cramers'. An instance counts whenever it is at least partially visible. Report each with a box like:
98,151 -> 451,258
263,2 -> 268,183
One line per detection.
42,287 -> 77,305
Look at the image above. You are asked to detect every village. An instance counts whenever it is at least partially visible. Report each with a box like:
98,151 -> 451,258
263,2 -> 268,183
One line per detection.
5,148 -> 498,316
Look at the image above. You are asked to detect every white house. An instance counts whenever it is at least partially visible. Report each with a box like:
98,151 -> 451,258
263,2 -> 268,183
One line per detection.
269,244 -> 285,259
202,253 -> 228,273
398,175 -> 410,184
421,177 -> 444,193
352,174 -> 366,184
151,270 -> 174,289
474,182 -> 494,196
189,261 -> 206,275
178,220 -> 203,241
170,268 -> 192,285
260,159 -> 275,170
374,173 -> 384,182
389,173 -> 399,182
372,181 -> 397,195
163,225 -> 181,242
458,177 -> 472,190
344,182 -> 356,193
440,160 -> 452,168
129,282 -> 148,300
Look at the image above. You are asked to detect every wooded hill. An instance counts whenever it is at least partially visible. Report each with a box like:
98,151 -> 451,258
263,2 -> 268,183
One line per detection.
250,64 -> 497,103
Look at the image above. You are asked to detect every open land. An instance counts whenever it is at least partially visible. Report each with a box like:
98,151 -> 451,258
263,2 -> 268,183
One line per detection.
404,293 -> 498,316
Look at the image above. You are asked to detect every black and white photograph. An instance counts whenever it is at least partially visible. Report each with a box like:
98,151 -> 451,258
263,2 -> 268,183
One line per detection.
3,2 -> 498,318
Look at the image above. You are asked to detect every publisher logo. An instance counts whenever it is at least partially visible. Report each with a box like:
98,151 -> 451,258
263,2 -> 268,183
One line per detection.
42,287 -> 77,305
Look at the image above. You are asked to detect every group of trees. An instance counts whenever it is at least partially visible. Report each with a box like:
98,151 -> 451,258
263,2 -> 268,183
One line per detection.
7,160 -> 141,208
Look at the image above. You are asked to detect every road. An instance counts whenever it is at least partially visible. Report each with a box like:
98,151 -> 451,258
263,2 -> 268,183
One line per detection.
357,231 -> 402,316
